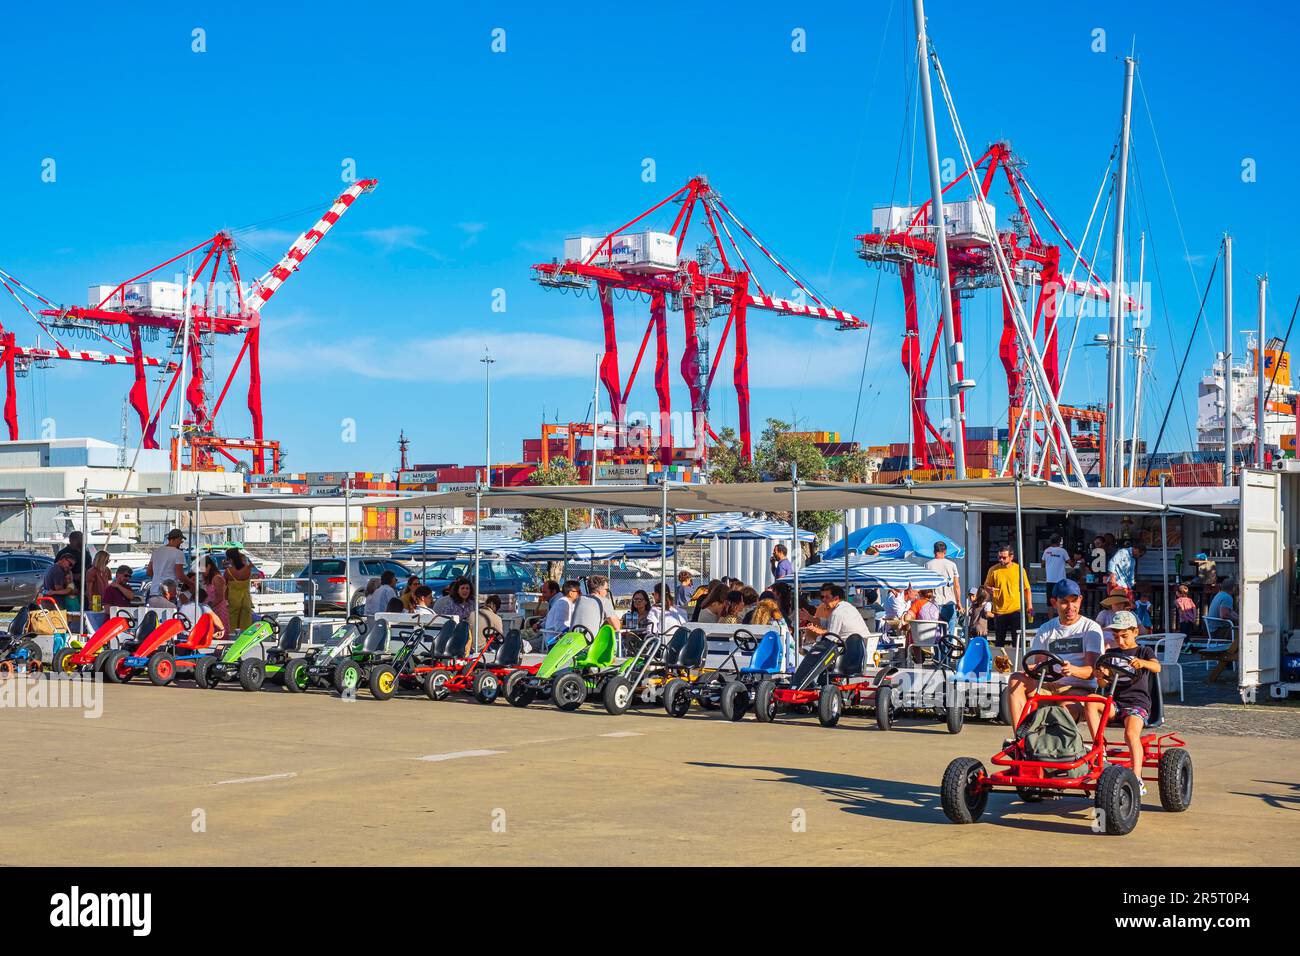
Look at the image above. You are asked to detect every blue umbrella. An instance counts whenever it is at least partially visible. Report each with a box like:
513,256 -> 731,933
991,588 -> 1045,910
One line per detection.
516,527 -> 673,562
820,522 -> 964,561
391,530 -> 525,558
778,555 -> 947,590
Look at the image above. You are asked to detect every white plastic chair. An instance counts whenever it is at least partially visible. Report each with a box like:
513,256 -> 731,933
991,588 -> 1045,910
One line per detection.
1140,633 -> 1185,700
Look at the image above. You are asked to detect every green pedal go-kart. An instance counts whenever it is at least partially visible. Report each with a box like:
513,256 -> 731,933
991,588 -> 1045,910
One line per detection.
193,616 -> 305,691
291,616 -> 373,693
505,624 -> 664,715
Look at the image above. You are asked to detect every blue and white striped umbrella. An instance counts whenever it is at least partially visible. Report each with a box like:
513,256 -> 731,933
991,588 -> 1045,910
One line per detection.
642,514 -> 815,544
777,555 -> 947,590
515,527 -> 674,562
391,531 -> 525,558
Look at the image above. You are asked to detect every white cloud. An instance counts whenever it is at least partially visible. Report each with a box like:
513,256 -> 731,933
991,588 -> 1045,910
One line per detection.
360,225 -> 445,259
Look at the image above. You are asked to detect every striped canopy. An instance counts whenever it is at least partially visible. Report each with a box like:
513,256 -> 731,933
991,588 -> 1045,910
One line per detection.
391,531 -> 525,558
777,555 -> 948,590
642,514 -> 815,544
515,527 -> 674,562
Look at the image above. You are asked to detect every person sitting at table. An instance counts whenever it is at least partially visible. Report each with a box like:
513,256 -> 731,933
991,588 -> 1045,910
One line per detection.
147,579 -> 180,610
622,589 -> 652,635
101,565 -> 138,609
903,588 -> 941,625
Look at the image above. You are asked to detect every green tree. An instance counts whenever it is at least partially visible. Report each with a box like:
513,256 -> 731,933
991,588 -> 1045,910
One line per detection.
519,457 -> 586,542
724,418 -> 841,549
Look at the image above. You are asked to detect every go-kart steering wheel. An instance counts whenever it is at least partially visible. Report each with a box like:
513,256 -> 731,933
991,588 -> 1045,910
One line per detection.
174,610 -> 192,629
1097,649 -> 1139,684
1022,650 -> 1065,683
732,629 -> 757,653
265,616 -> 281,636
937,630 -> 967,660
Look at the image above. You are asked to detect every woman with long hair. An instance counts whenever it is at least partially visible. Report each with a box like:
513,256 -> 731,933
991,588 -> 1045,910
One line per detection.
85,550 -> 112,611
691,580 -> 730,623
433,576 -> 475,620
224,547 -> 253,632
648,583 -> 687,634
623,589 -> 651,635
203,555 -> 229,634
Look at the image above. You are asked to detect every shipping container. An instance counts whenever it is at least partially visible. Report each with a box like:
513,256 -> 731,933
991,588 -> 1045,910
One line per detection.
564,231 -> 678,274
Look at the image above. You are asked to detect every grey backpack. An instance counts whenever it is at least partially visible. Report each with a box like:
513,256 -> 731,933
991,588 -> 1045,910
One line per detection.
1016,702 -> 1089,776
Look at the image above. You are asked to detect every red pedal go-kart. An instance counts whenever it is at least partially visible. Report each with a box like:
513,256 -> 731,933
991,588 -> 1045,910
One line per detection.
941,649 -> 1193,835
49,611 -> 138,675
100,612 -> 217,686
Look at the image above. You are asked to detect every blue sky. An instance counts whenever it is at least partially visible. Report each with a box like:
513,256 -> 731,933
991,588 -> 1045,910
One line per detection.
0,0 -> 1294,473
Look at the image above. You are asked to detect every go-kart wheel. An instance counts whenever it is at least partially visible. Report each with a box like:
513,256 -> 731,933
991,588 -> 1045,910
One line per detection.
603,675 -> 633,715
1094,764 -> 1142,835
282,657 -> 308,693
941,757 -> 989,824
661,678 -> 690,718
875,684 -> 895,731
193,655 -> 217,689
333,660 -> 361,695
369,663 -> 398,701
719,681 -> 749,721
1157,749 -> 1193,813
472,669 -> 500,705
238,658 -> 267,692
698,679 -> 721,710
1016,787 -> 1045,803
424,670 -> 451,701
101,649 -> 130,684
552,672 -> 586,711
51,647 -> 76,674
146,652 -> 175,686
15,640 -> 42,664
505,670 -> 536,708
945,693 -> 964,734
753,680 -> 777,723
817,686 -> 842,727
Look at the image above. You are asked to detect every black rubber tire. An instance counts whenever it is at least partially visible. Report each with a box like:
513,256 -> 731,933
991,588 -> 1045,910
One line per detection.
472,668 -> 500,705
368,663 -> 398,700
1094,764 -> 1142,835
424,670 -> 451,701
817,685 -> 842,727
719,681 -> 749,721
505,670 -> 535,708
662,678 -> 690,718
101,649 -> 129,683
552,671 -> 586,711
282,657 -> 308,693
146,652 -> 175,687
1157,748 -> 1193,813
193,655 -> 217,689
333,659 -> 361,695
602,675 -> 633,715
946,695 -> 965,734
1016,787 -> 1045,803
16,639 -> 42,663
51,646 -> 75,675
941,757 -> 989,824
238,657 -> 266,692
875,684 -> 895,731
753,680 -> 777,723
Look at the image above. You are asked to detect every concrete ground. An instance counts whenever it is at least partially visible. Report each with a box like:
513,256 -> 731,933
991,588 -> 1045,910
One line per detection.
2,676 -> 1297,866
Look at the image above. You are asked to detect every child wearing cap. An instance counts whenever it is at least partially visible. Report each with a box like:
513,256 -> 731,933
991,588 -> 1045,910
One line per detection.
1089,610 -> 1161,795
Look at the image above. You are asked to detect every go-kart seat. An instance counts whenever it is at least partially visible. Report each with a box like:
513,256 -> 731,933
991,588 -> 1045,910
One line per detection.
279,616 -> 304,651
176,614 -> 215,652
443,621 -> 472,659
741,630 -> 783,674
361,619 -> 391,653
953,636 -> 992,682
576,624 -> 617,669
429,620 -> 457,656
493,629 -> 522,667
9,606 -> 28,636
671,628 -> 708,670
832,634 -> 867,677
790,637 -> 837,689
660,627 -> 690,666
133,610 -> 158,647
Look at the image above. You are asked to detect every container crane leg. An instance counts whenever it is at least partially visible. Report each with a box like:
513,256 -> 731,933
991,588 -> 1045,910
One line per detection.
247,325 -> 265,474
681,296 -> 705,460
731,278 -> 752,462
900,264 -> 929,469
1,333 -> 16,440
651,294 -> 672,467
128,326 -> 152,445
597,284 -> 623,449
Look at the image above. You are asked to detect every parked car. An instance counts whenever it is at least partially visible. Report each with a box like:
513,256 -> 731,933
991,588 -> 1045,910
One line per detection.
0,551 -> 55,609
295,557 -> 414,611
418,558 -> 539,614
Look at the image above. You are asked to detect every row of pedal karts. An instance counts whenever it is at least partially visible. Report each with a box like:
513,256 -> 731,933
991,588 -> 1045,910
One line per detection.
0,600 -> 1005,729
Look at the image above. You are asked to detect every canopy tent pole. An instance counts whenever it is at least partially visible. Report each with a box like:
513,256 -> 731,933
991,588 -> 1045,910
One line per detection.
421,508 -> 428,579
473,487 -> 482,653
307,508 -> 316,618
659,479 -> 668,638
1159,474 -> 1170,633
671,511 -> 679,592
1013,472 -> 1026,669
843,509 -> 850,595
79,484 -> 88,635
962,506 -> 971,605
562,509 -> 569,582
194,488 -> 202,614
344,477 -> 351,587
791,462 -> 801,663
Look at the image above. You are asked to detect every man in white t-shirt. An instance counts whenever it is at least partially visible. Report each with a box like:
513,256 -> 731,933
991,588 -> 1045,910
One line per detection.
1041,533 -> 1071,586
1006,578 -> 1106,738
570,575 -> 621,635
924,541 -> 961,613
146,528 -> 187,598
804,584 -> 870,644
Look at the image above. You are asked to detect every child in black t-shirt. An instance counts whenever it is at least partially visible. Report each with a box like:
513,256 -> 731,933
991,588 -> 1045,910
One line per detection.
1098,612 -> 1161,795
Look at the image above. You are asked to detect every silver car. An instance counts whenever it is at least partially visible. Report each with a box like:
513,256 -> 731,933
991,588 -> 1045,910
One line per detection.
0,551 -> 56,610
295,557 -> 414,611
